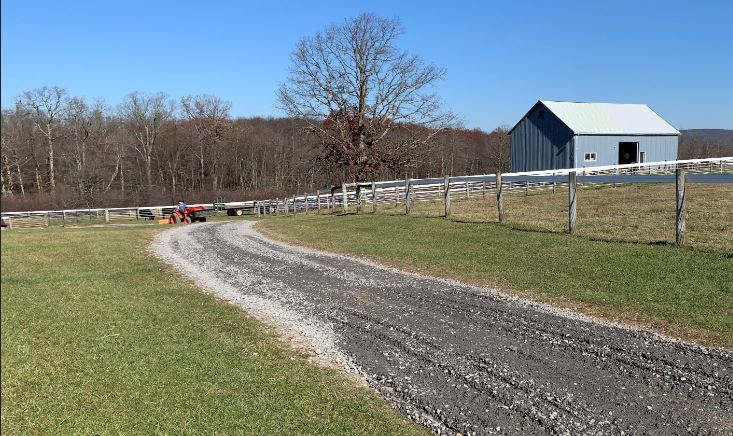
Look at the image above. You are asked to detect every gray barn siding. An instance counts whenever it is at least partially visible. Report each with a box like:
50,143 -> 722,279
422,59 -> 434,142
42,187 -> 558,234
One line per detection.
510,104 -> 573,172
574,135 -> 678,168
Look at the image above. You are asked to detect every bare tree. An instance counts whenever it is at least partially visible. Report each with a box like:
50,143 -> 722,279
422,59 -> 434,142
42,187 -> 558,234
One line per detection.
20,86 -> 68,191
118,92 -> 174,195
181,95 -> 232,190
278,13 -> 455,182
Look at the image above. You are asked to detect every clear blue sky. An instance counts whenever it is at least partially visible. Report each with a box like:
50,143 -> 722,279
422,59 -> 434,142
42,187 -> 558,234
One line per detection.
2,0 -> 732,130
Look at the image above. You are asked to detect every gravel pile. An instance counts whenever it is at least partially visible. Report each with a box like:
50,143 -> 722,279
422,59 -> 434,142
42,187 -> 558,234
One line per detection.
153,221 -> 733,435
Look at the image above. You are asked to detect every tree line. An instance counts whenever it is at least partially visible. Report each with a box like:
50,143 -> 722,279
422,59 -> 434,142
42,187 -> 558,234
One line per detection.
0,86 -> 510,211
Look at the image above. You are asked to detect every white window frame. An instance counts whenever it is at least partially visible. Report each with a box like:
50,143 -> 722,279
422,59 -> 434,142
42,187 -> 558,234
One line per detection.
584,152 -> 597,162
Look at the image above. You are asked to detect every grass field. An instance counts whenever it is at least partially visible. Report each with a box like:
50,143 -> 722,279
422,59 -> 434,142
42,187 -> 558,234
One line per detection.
0,227 -> 427,435
377,183 -> 733,253
257,184 -> 733,348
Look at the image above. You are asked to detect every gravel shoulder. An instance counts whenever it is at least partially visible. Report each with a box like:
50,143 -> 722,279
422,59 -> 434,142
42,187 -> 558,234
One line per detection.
152,221 -> 733,436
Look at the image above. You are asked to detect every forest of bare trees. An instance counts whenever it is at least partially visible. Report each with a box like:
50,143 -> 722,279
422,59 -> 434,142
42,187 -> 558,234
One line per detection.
0,86 -> 511,212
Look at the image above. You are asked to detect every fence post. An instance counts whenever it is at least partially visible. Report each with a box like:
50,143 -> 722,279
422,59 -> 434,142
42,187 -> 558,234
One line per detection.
394,186 -> 399,206
356,184 -> 362,214
275,198 -> 280,216
304,194 -> 308,215
6,217 -> 12,230
45,212 -> 50,228
292,195 -> 296,214
371,182 -> 377,213
676,169 -> 686,246
136,208 -> 140,221
406,182 -> 414,215
256,201 -> 261,217
496,173 -> 504,224
104,209 -> 110,223
342,183 -> 348,213
62,210 -> 67,226
466,182 -> 470,198
568,171 -> 577,234
444,175 -> 451,218
552,172 -> 556,194
482,181 -> 486,199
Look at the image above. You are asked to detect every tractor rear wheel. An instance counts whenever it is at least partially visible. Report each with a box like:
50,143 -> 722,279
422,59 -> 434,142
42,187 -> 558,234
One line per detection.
171,214 -> 181,224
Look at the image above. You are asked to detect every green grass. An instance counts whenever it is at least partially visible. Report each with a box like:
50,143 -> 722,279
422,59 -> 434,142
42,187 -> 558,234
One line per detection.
378,183 -> 733,253
257,212 -> 733,348
0,227 -> 427,435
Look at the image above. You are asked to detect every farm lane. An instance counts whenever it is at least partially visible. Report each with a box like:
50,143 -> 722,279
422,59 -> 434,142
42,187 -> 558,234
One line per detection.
154,221 -> 732,436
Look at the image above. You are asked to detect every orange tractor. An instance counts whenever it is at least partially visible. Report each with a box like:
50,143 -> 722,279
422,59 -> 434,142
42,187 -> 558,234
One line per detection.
163,205 -> 216,224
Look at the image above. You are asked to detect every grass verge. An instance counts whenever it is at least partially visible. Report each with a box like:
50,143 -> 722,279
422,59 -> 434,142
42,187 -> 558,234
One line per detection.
257,213 -> 733,349
0,226 -> 427,435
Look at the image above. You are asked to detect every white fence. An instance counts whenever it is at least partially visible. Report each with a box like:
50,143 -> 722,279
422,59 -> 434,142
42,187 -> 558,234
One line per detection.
257,157 -> 733,215
2,157 -> 732,238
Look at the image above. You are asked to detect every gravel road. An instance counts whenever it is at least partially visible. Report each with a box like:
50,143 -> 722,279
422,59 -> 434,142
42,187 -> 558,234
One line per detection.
153,221 -> 732,435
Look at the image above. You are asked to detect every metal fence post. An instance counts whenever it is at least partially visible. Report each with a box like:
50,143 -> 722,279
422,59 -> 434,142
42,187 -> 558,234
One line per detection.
676,169 -> 686,246
317,191 -> 321,214
466,182 -> 470,198
104,209 -> 110,223
496,173 -> 504,224
444,175 -> 451,218
568,171 -> 577,234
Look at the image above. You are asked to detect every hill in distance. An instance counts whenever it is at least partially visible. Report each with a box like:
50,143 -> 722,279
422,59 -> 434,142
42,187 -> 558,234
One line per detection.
680,129 -> 733,144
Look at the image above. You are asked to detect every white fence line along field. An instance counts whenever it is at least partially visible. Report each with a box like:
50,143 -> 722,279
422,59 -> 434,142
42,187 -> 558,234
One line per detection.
2,157 -> 732,241
263,156 -> 732,213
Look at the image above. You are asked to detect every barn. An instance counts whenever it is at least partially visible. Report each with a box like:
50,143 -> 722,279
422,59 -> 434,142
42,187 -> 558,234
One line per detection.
509,101 -> 680,172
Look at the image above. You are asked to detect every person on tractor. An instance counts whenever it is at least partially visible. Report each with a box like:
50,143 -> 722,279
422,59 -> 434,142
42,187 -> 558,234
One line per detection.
170,200 -> 191,224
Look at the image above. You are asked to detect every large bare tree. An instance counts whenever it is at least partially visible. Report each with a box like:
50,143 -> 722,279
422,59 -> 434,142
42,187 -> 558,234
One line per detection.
278,13 -> 454,182
118,92 -> 174,195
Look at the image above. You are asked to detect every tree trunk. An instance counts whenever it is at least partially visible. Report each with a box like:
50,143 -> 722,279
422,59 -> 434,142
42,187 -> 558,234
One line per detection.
46,123 -> 55,191
35,164 -> 42,192
15,157 -> 25,196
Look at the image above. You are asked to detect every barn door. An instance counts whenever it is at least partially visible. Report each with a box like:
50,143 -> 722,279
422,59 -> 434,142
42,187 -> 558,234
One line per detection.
618,142 -> 638,165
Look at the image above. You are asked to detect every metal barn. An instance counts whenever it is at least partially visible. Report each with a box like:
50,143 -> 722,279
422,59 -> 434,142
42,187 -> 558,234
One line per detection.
509,101 -> 680,171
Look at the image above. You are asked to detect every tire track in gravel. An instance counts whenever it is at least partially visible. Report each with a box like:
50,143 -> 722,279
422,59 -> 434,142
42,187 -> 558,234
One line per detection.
152,221 -> 733,436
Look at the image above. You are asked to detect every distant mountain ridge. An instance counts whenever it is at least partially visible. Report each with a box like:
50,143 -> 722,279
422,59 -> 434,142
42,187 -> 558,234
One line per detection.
680,129 -> 733,144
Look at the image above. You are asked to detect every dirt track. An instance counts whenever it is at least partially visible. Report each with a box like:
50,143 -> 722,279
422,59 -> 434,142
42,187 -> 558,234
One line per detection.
153,221 -> 732,435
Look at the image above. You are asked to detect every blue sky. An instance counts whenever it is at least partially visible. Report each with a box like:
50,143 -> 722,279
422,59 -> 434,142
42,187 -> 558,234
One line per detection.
2,0 -> 732,130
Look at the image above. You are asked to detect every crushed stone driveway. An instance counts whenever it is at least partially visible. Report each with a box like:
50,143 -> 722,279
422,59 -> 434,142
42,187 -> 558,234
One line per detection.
153,221 -> 732,436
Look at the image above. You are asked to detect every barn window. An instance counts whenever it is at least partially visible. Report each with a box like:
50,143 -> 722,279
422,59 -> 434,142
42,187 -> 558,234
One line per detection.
539,110 -> 545,119
584,152 -> 597,162
639,151 -> 646,163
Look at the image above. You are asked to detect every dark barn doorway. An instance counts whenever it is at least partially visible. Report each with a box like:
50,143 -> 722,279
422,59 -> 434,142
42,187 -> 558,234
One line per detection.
618,142 -> 638,164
